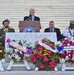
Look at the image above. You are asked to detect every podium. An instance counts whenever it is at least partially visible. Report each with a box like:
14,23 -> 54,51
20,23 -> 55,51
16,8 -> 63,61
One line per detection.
18,21 -> 41,32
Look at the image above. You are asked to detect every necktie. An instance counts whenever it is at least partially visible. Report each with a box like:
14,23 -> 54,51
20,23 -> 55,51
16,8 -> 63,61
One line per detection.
28,16 -> 32,21
50,28 -> 53,32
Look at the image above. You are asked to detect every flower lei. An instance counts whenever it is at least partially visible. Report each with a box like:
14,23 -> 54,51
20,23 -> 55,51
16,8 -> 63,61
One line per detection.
3,27 -> 10,34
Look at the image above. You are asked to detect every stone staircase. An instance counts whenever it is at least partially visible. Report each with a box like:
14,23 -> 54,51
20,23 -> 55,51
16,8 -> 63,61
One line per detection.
0,0 -> 74,32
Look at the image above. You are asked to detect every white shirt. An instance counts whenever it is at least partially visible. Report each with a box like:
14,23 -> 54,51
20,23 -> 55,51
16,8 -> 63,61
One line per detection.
63,28 -> 74,38
50,28 -> 54,32
32,16 -> 34,21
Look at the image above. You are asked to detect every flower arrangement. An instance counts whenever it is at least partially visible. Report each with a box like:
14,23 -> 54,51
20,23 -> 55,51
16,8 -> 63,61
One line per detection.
0,43 -> 5,60
6,39 -> 32,62
56,38 -> 74,63
31,38 -> 63,71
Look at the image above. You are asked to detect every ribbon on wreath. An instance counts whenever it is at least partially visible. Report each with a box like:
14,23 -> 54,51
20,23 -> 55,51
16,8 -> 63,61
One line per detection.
6,39 -> 26,53
38,41 -> 57,53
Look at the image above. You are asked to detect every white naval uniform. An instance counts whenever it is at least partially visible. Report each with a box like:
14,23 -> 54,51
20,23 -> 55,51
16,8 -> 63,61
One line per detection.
63,28 -> 74,38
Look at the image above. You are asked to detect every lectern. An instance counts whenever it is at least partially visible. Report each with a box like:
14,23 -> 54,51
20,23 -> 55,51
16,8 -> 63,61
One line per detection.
18,21 -> 41,32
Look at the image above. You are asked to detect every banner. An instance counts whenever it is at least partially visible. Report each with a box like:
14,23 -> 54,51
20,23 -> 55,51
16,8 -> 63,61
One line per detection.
5,32 -> 57,52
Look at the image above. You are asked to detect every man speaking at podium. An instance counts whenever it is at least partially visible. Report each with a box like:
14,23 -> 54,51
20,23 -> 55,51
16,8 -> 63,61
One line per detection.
24,9 -> 40,21
23,9 -> 41,31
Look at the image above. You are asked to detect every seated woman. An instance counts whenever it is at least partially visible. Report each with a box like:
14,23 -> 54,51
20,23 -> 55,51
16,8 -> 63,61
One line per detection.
0,19 -> 15,47
63,20 -> 74,39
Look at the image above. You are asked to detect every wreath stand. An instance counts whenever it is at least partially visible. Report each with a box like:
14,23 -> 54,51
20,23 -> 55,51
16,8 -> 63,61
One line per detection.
0,59 -> 5,71
7,59 -> 31,70
61,46 -> 74,71
6,41 -> 31,70
34,66 -> 58,71
61,59 -> 74,71
61,60 -> 74,71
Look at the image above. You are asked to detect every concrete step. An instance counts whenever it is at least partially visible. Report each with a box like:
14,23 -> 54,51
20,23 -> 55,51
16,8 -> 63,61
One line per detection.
0,0 -> 73,32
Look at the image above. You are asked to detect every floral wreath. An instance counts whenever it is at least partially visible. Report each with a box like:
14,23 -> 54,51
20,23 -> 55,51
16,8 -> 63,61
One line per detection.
31,38 -> 64,71
0,43 -> 5,60
56,38 -> 74,63
6,39 -> 32,62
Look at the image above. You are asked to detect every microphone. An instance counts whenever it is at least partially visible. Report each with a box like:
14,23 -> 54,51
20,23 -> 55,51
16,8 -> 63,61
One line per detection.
25,14 -> 32,21
28,14 -> 32,21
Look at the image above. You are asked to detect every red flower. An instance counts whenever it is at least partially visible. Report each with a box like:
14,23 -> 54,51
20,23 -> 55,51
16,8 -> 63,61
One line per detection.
31,56 -> 38,63
62,42 -> 67,46
62,40 -> 74,46
68,57 -> 72,62
43,56 -> 49,62
67,52 -> 72,58
38,46 -> 44,51
71,50 -> 74,54
69,41 -> 74,46
49,62 -> 56,69
38,63 -> 45,70
37,54 -> 43,58
61,52 -> 67,57
54,57 -> 59,63
46,50 -> 52,55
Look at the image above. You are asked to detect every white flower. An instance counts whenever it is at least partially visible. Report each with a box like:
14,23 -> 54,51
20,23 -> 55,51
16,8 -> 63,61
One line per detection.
16,57 -> 21,61
11,54 -> 15,57
20,51 -> 22,54
15,55 -> 18,59
14,49 -> 19,52
71,38 -> 74,43
25,54 -> 30,57
24,54 -> 29,57
18,57 -> 21,60
67,44 -> 70,46
65,56 -> 68,60
8,55 -> 12,59
7,48 -> 13,51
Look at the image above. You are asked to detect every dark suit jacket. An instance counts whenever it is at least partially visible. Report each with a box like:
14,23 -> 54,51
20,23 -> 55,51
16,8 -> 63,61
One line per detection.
24,16 -> 41,29
44,28 -> 62,41
24,16 -> 40,21
0,27 -> 15,47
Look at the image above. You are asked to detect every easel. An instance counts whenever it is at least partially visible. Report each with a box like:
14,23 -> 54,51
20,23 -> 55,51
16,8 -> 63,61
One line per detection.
7,60 -> 31,70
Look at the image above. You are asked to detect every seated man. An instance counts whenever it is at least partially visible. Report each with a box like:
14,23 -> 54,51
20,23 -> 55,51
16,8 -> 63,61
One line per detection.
0,19 -> 15,47
44,21 -> 62,41
63,20 -> 74,39
24,9 -> 40,21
